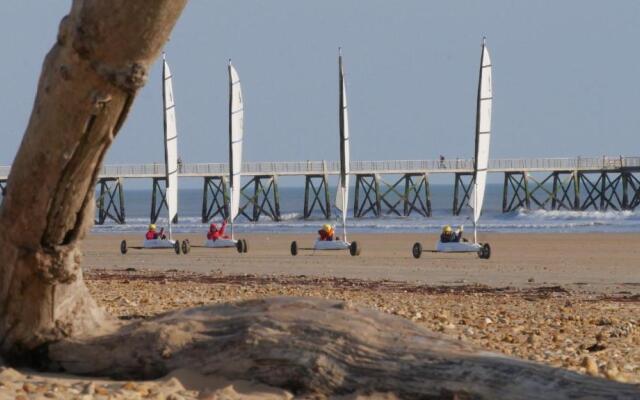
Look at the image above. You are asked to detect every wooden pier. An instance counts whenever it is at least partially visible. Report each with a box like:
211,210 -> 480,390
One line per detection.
1,156 -> 639,224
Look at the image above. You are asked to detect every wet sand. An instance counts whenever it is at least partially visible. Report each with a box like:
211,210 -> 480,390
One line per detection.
83,232 -> 640,295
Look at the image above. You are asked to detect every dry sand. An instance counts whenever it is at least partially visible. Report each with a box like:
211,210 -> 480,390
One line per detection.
2,232 -> 639,398
84,232 -> 640,294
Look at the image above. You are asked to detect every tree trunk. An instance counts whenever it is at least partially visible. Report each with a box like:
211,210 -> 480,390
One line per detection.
49,297 -> 639,399
0,0 -> 187,359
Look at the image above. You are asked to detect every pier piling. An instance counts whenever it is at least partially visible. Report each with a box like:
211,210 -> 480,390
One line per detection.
150,177 -> 177,224
201,176 -> 228,223
453,173 -> 474,215
303,174 -> 331,219
240,175 -> 280,222
95,177 -> 125,224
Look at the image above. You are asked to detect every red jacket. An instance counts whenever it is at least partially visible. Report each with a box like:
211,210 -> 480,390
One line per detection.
207,221 -> 227,240
146,230 -> 158,240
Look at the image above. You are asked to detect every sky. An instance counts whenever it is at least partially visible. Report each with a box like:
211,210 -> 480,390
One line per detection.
1,1 -> 639,171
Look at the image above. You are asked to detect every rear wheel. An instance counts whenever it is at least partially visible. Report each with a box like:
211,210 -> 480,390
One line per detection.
412,242 -> 422,259
349,241 -> 361,256
481,243 -> 491,259
236,240 -> 244,253
242,239 -> 248,253
290,241 -> 298,256
174,240 -> 181,255
120,240 -> 127,255
181,239 -> 191,254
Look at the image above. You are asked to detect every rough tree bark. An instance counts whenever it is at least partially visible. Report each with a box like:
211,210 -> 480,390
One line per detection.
0,1 -> 638,398
0,0 -> 187,358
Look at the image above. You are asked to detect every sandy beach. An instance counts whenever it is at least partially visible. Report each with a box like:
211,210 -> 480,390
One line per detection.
84,232 -> 640,295
2,232 -> 639,398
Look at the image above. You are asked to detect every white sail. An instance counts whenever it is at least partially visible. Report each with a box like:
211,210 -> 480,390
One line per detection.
335,49 -> 350,237
469,39 -> 492,233
162,55 -> 179,237
228,61 -> 244,233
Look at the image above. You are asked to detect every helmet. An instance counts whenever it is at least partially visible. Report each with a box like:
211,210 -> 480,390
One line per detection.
149,224 -> 156,231
443,225 -> 452,233
210,223 -> 217,231
322,224 -> 332,232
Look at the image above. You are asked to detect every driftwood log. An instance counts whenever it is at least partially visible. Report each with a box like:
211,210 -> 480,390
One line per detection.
0,1 -> 639,398
48,297 -> 638,399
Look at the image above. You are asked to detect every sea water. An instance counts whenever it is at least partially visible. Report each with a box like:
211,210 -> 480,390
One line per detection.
92,184 -> 640,234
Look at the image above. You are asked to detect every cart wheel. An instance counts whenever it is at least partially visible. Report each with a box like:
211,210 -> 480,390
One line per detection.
412,242 -> 422,259
349,241 -> 361,256
482,243 -> 491,259
120,240 -> 128,255
174,240 -> 181,255
242,239 -> 248,253
290,241 -> 298,256
181,239 -> 191,254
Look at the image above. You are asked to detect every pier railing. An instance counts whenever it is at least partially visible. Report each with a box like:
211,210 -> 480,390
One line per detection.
1,156 -> 639,180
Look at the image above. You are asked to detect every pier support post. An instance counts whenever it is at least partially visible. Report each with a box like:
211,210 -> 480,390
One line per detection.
354,174 -> 381,218
577,172 -> 625,211
375,173 -> 431,217
501,172 -> 529,213
303,174 -> 331,219
551,171 -> 578,210
403,173 -> 431,217
95,177 -> 125,225
150,177 -> 178,224
241,175 -> 280,222
0,179 -> 6,199
624,172 -> 640,210
201,176 -> 228,223
453,172 -> 474,215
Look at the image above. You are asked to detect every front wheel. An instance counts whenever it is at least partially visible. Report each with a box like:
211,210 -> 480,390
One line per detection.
120,240 -> 128,255
412,242 -> 422,259
349,241 -> 361,256
174,240 -> 181,255
290,241 -> 298,256
241,239 -> 248,253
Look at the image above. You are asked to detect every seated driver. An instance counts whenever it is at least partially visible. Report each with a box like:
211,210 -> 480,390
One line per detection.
440,225 -> 462,243
207,219 -> 229,241
145,224 -> 166,240
318,224 -> 335,241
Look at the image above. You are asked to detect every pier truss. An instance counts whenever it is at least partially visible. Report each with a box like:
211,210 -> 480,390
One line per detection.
21,156 -> 634,224
354,173 -> 431,218
303,174 -> 331,219
150,177 -> 178,224
452,173 -> 475,216
239,175 -> 281,222
201,175 -> 282,222
201,176 -> 228,222
95,177 -> 125,224
502,170 -> 640,212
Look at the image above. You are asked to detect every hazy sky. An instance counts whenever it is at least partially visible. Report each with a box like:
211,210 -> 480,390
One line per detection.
1,1 -> 639,168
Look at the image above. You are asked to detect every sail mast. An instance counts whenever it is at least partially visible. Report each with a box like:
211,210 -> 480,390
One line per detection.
228,60 -> 244,240
470,38 -> 492,244
162,53 -> 179,240
338,47 -> 350,241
